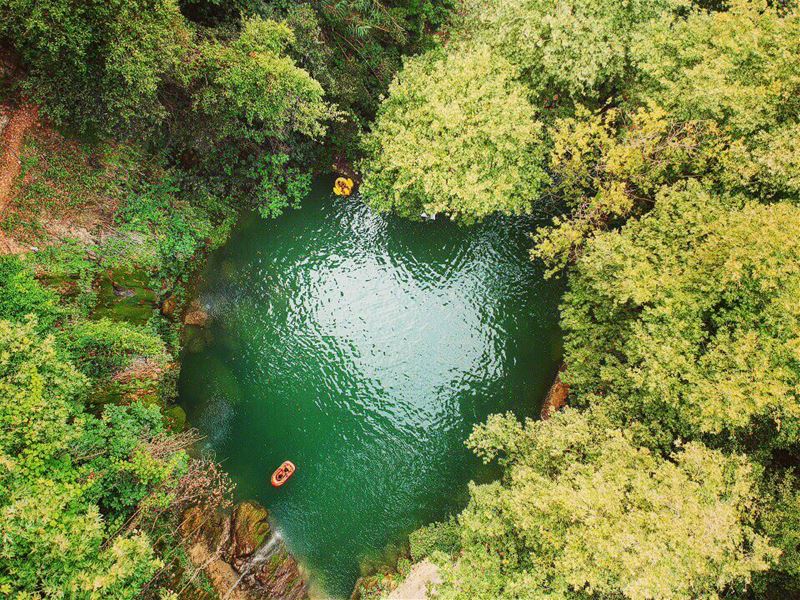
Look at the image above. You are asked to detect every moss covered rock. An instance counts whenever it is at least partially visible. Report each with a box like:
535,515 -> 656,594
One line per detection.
230,501 -> 271,564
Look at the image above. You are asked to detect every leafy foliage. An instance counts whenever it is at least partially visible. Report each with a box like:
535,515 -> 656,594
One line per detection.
194,17 -> 330,145
757,473 -> 800,596
0,0 -> 188,134
0,256 -> 61,328
313,0 -> 454,116
409,518 -> 461,562
465,0 -> 687,101
561,182 -> 800,452
433,409 -> 777,600
534,106 -> 726,273
66,318 -> 168,379
0,319 -> 86,482
0,319 -> 171,597
247,153 -> 313,219
361,45 -> 548,222
0,314 -> 231,597
632,0 -> 800,137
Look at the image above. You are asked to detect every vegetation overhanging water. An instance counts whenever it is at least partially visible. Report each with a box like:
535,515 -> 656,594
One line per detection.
178,179 -> 562,597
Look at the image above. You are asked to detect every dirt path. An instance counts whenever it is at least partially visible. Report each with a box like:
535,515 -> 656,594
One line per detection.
0,103 -> 38,253
387,560 -> 441,600
0,103 -> 37,209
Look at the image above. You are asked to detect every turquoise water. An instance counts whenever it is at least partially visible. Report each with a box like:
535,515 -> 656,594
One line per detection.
178,181 -> 562,597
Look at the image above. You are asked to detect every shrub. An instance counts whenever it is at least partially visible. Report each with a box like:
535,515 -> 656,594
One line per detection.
0,256 -> 61,328
67,318 -> 168,378
409,518 -> 461,561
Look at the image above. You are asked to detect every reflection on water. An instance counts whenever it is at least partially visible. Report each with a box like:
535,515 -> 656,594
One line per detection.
179,180 -> 562,597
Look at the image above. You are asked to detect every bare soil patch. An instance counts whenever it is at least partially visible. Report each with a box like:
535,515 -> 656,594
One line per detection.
0,103 -> 38,253
387,561 -> 441,600
0,116 -> 124,255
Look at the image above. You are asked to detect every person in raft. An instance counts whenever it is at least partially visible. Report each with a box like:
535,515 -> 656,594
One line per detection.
333,177 -> 354,196
271,461 -> 296,487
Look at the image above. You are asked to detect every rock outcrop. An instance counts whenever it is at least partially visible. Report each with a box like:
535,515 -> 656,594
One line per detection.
182,500 -> 308,600
229,501 -> 271,568
540,363 -> 569,420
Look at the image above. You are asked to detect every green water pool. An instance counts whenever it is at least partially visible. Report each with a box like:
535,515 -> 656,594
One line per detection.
178,180 -> 562,597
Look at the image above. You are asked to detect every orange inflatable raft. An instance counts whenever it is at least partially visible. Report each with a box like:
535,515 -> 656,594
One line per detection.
271,461 -> 296,487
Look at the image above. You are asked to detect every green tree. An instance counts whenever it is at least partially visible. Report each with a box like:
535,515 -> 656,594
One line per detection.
194,16 -> 330,145
561,182 -> 800,452
757,473 -> 800,596
0,319 -> 183,597
632,0 -> 800,137
430,409 -> 776,600
360,44 -> 548,222
66,319 -> 169,379
1,482 -> 161,598
0,319 -> 85,482
465,0 -> 687,101
533,105 -> 725,273
0,0 -> 189,133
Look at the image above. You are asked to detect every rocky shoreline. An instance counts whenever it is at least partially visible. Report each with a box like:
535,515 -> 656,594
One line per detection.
172,291 -> 310,599
181,500 -> 309,600
540,363 -> 569,420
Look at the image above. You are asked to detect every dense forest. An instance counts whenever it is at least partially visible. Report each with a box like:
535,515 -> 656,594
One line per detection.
1,0 -> 799,599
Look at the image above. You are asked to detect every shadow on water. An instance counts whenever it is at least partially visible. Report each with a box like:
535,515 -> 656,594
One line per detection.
179,179 -> 563,597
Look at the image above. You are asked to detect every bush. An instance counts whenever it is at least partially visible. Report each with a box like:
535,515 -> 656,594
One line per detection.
67,318 -> 169,378
409,518 -> 461,561
0,256 -> 61,328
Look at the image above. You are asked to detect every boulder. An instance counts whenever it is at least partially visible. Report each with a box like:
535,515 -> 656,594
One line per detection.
230,501 -> 271,566
112,283 -> 135,298
183,501 -> 309,600
249,543 -> 309,600
540,364 -> 569,420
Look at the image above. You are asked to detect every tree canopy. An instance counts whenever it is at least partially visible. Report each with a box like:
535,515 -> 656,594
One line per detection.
561,182 -> 800,452
431,409 -> 776,600
464,0 -> 687,101
0,0 -> 188,133
0,319 -> 174,597
360,45 -> 548,222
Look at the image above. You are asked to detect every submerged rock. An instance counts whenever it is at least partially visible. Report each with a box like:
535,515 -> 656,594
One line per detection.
351,571 -> 399,600
184,299 -> 210,326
